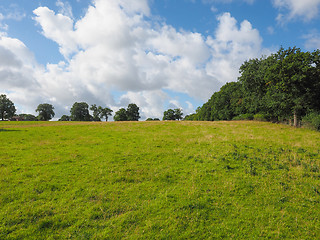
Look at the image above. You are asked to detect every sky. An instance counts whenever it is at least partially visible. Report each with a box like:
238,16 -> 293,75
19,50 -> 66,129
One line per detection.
0,0 -> 320,120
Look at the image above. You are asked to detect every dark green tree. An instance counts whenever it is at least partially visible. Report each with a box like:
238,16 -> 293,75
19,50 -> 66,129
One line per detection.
70,102 -> 92,121
264,47 -> 320,126
114,108 -> 128,121
59,115 -> 71,121
90,104 -> 101,121
36,103 -> 55,121
174,108 -> 183,120
0,94 -> 16,121
163,109 -> 176,120
19,114 -> 36,121
126,103 -> 140,121
99,106 -> 113,121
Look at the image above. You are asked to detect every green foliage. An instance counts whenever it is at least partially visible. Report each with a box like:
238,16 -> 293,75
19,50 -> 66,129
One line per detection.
19,114 -> 37,121
90,104 -> 101,121
1,121 -> 320,239
126,103 -> 140,121
146,118 -> 160,121
70,102 -> 92,121
114,108 -> 128,121
99,106 -> 113,121
192,47 -> 320,125
302,112 -> 320,131
0,94 -> 16,121
163,108 -> 183,120
114,103 -> 140,121
232,113 -> 254,120
58,115 -> 71,121
36,103 -> 55,121
253,113 -> 270,122
196,82 -> 244,121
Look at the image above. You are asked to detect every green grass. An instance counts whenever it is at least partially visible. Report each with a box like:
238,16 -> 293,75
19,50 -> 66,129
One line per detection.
1,121 -> 320,239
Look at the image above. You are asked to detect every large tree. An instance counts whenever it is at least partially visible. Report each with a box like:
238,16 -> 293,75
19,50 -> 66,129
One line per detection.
70,102 -> 92,121
0,94 -> 16,120
264,47 -> 320,126
114,108 -> 128,121
36,103 -> 55,121
126,103 -> 140,121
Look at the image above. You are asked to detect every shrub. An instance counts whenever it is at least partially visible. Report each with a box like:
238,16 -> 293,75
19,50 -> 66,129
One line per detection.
233,114 -> 254,121
253,113 -> 269,122
302,112 -> 320,131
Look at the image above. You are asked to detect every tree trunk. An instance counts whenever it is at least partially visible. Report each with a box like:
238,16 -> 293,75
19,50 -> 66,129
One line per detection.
293,110 -> 299,128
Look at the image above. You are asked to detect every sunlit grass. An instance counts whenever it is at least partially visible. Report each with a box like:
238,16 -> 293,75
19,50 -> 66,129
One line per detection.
1,121 -> 320,239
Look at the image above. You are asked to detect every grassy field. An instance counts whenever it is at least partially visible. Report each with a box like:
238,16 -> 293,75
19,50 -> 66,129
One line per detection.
1,120 -> 320,239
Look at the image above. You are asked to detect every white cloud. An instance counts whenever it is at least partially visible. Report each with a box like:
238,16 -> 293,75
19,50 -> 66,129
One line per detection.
205,13 -> 264,86
1,0 -> 266,119
273,0 -> 320,22
303,30 -> 320,50
56,0 -> 73,19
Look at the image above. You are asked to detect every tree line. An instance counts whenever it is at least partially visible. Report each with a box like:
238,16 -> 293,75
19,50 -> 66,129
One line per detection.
0,95 -> 184,121
185,47 -> 320,130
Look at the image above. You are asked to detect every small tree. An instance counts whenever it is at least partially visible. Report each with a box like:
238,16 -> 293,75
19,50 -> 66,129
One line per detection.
0,94 -> 16,121
59,115 -> 71,121
36,103 -> 55,121
99,106 -> 113,121
90,104 -> 101,121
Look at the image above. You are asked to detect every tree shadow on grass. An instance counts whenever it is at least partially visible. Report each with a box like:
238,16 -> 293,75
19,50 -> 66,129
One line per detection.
0,129 -> 22,132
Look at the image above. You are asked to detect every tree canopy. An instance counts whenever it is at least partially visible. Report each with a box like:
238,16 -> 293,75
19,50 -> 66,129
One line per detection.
114,108 -> 128,121
190,47 -> 320,127
114,103 -> 140,121
0,94 -> 16,121
70,102 -> 92,121
163,108 -> 183,120
36,103 -> 55,121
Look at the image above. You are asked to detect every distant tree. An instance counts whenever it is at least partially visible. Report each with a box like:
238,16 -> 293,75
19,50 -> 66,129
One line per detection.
163,109 -> 176,120
90,104 -> 101,121
126,103 -> 140,121
146,118 -> 161,121
19,114 -> 36,121
0,94 -> 16,121
70,102 -> 92,121
114,108 -> 128,121
99,106 -> 113,121
36,103 -> 55,121
174,108 -> 183,120
59,115 -> 71,121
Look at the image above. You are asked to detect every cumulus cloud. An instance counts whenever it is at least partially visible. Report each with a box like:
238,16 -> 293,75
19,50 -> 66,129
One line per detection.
303,30 -> 320,50
2,0 -> 266,119
206,13 -> 264,85
0,36 -> 45,113
273,0 -> 320,22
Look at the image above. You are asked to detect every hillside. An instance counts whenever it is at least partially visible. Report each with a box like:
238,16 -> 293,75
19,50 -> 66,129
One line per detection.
1,121 -> 320,239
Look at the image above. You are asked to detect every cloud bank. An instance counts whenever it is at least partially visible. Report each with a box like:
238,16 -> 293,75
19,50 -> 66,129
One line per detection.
1,0 -> 266,119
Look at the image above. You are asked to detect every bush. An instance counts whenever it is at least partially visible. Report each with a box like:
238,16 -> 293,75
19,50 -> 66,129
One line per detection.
302,112 -> 320,131
253,113 -> 269,122
232,114 -> 254,121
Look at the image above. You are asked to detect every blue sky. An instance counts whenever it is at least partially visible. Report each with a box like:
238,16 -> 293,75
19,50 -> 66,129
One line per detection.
1,0 -> 320,119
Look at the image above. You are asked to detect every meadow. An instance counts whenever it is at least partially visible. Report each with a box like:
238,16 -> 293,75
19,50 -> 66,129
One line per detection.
1,120 -> 320,239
